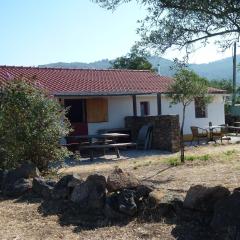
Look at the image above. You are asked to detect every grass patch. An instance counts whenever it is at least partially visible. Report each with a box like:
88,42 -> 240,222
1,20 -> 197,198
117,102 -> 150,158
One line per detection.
199,154 -> 210,161
223,150 -> 236,156
167,157 -> 181,166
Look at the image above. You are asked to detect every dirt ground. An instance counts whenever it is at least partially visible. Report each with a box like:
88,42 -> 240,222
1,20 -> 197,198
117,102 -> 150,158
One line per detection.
1,143 -> 240,240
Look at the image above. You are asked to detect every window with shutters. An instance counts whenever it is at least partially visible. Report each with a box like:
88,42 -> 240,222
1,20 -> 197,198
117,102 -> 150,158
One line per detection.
86,98 -> 108,123
195,98 -> 207,118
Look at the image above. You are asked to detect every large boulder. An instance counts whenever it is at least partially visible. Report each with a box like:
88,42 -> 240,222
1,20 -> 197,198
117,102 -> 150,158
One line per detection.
32,177 -> 53,199
3,178 -> 32,197
141,190 -> 184,221
52,173 -> 83,200
104,189 -> 137,219
183,185 -> 230,212
211,190 -> 240,230
2,163 -> 40,189
15,163 -> 40,179
71,174 -> 106,211
107,167 -> 140,192
0,170 -> 7,191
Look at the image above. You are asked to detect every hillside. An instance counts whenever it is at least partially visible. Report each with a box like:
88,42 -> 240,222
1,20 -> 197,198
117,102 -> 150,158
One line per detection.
39,55 -> 240,82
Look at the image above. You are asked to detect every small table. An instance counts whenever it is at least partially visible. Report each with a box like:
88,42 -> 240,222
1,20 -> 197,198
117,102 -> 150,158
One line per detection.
205,125 -> 221,143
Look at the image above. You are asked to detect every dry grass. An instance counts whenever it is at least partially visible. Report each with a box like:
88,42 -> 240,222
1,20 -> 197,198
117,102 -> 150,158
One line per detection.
1,143 -> 240,239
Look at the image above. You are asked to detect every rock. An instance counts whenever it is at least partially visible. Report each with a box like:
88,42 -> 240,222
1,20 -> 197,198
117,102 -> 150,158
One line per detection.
107,167 -> 140,192
16,163 -> 40,179
32,177 -> 53,199
118,189 -> 137,216
183,185 -> 230,212
71,174 -> 106,211
145,190 -> 184,219
135,183 -> 154,200
104,189 -> 138,219
0,169 -> 7,191
2,163 -> 40,189
52,173 -> 83,200
3,178 -> 32,197
211,191 -> 240,230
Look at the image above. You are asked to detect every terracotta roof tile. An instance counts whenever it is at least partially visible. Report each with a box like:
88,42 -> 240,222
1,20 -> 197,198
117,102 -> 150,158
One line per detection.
0,66 -> 225,95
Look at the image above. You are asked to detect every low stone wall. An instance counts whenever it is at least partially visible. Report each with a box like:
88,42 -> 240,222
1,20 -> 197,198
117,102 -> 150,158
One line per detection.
125,115 -> 180,153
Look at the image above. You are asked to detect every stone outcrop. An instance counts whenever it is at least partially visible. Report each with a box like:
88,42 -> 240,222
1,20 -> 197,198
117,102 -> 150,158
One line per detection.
32,177 -> 54,199
106,167 -> 140,192
52,173 -> 83,200
71,174 -> 106,211
183,185 -> 230,212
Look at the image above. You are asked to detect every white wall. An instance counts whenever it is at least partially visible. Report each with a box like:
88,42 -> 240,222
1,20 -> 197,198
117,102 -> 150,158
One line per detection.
88,96 -> 133,134
88,95 -> 159,134
61,94 -> 225,135
161,94 -> 225,134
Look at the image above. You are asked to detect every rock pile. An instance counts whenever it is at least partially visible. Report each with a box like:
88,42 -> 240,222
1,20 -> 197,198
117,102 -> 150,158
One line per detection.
1,163 -> 240,236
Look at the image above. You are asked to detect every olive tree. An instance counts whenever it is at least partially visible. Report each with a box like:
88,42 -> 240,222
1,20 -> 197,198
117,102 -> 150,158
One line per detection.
93,0 -> 240,53
0,78 -> 71,171
168,68 -> 211,162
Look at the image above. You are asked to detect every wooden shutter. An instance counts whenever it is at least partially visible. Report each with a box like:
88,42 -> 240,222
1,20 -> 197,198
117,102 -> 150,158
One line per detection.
86,98 -> 108,123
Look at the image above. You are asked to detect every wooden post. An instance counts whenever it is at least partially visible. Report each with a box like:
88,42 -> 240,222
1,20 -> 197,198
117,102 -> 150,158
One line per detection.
132,95 -> 137,116
157,93 -> 162,115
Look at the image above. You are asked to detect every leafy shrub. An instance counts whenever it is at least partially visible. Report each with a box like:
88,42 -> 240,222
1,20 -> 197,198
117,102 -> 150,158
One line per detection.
0,78 -> 71,170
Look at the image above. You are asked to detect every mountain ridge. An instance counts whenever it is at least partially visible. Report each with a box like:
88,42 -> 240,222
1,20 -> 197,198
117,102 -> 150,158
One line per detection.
39,55 -> 240,82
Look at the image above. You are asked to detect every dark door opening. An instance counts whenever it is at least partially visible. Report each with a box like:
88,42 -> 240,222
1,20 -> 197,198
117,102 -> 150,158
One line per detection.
64,99 -> 88,135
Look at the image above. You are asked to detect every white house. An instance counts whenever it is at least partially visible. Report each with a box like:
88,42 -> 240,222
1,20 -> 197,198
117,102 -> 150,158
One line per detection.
0,66 -> 226,137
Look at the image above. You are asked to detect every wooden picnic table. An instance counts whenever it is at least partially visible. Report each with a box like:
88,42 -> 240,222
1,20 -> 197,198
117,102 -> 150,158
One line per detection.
67,133 -> 134,161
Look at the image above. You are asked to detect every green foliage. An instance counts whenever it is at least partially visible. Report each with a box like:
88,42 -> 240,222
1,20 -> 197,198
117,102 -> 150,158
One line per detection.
94,0 -> 240,53
168,67 -> 211,162
167,157 -> 181,166
168,69 -> 212,107
111,49 -> 153,70
208,79 -> 233,94
0,78 -> 71,171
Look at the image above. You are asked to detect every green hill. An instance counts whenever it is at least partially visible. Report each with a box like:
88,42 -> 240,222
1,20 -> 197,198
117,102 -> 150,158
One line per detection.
39,55 -> 240,82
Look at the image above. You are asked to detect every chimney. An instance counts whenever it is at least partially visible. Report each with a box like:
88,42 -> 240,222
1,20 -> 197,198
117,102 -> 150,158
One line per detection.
157,64 -> 161,75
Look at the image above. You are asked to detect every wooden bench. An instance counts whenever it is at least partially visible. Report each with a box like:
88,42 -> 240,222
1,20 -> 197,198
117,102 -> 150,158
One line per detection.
79,142 -> 136,161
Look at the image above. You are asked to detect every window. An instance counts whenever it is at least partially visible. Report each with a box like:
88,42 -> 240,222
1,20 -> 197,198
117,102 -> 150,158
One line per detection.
140,101 -> 150,116
195,98 -> 207,118
86,98 -> 108,123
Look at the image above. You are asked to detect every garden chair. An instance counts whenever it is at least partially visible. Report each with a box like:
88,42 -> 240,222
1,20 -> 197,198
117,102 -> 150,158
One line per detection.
136,124 -> 153,150
190,126 -> 208,145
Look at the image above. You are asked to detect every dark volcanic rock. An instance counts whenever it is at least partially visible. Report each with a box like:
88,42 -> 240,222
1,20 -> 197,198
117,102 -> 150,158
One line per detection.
211,191 -> 240,230
104,189 -> 138,219
107,167 -> 140,192
0,169 -> 7,190
16,163 -> 40,179
52,173 -> 83,200
183,185 -> 230,212
3,178 -> 32,197
71,174 -> 106,212
32,177 -> 53,199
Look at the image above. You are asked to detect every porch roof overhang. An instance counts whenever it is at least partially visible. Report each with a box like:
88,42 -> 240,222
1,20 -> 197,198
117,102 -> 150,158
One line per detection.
53,91 -> 162,97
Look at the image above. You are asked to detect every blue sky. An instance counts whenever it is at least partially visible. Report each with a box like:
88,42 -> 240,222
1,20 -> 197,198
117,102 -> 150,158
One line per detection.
0,0 -> 238,66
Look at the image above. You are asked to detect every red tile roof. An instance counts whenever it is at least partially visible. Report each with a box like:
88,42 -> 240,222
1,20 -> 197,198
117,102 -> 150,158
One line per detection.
0,66 -> 225,95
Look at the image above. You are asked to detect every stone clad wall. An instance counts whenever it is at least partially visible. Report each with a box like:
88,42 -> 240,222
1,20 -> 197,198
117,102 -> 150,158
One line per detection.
125,115 -> 180,153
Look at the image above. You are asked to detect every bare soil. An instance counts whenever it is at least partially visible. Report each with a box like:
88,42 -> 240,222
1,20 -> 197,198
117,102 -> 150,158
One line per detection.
1,143 -> 240,240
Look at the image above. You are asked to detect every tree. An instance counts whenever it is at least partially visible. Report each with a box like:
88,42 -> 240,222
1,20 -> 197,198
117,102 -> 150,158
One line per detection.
0,78 -> 71,171
208,79 -> 233,93
168,68 -> 211,162
112,51 -> 153,70
94,0 -> 240,53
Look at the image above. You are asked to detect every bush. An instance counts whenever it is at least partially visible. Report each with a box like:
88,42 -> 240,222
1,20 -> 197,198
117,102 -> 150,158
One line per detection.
0,78 -> 71,171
